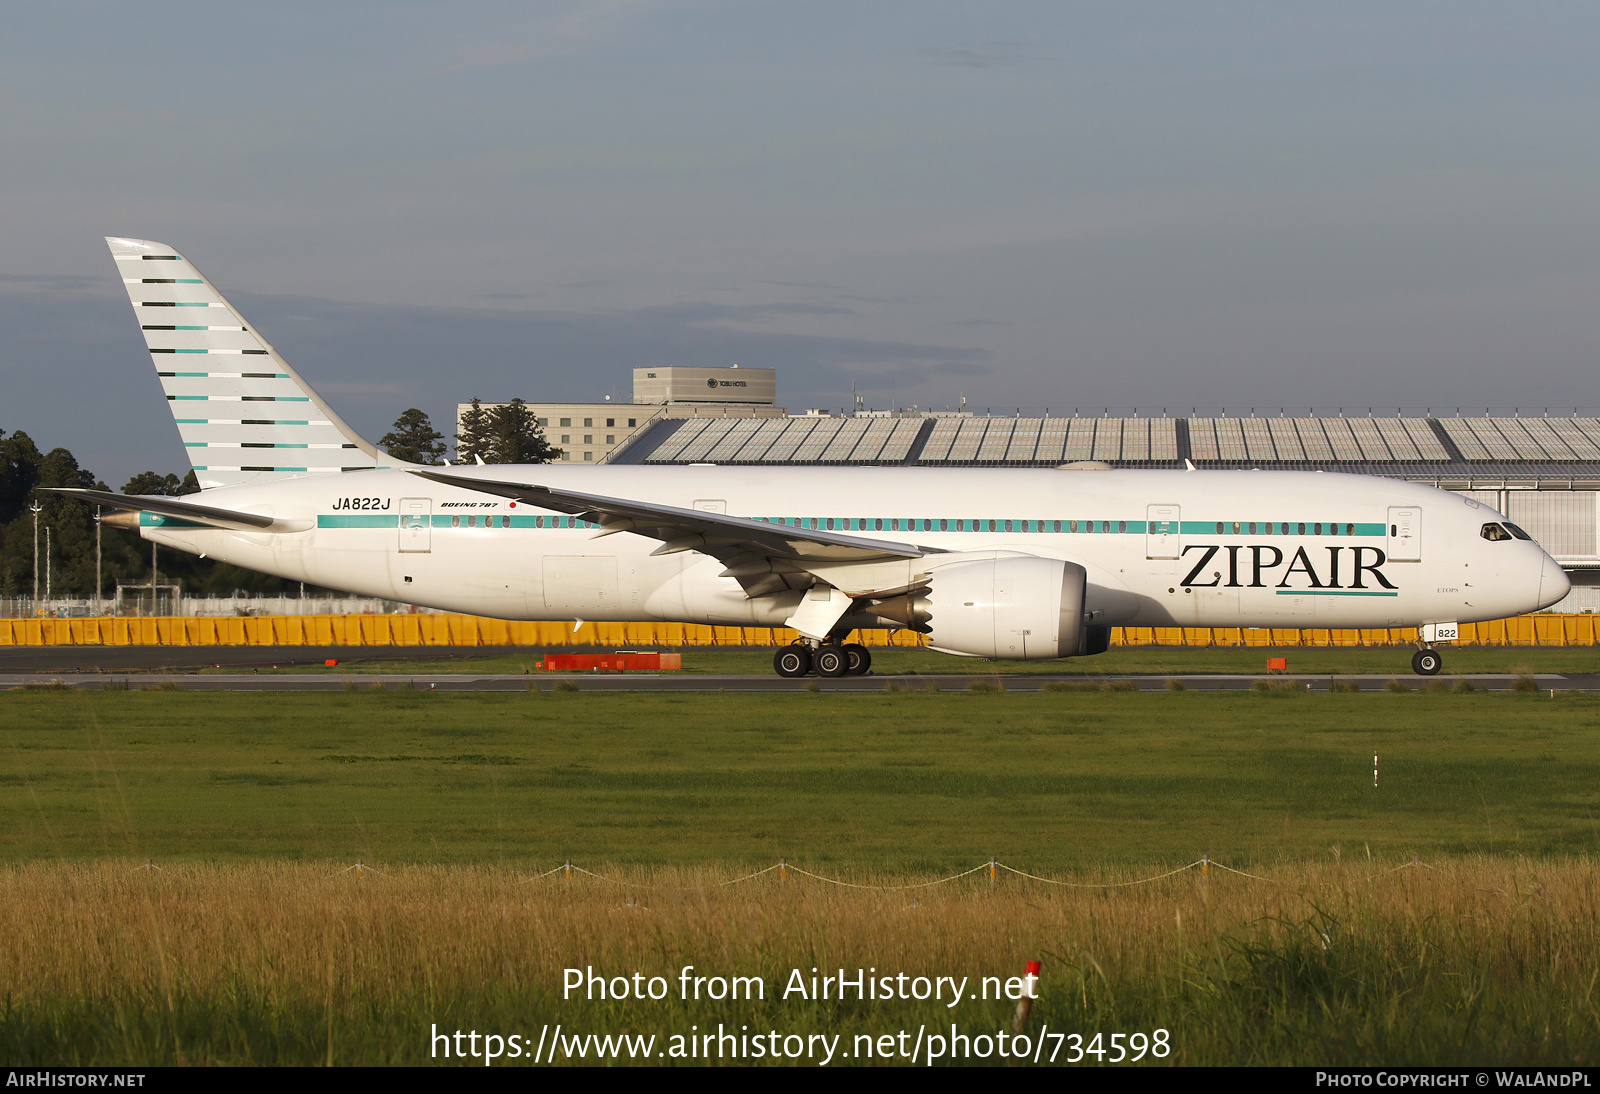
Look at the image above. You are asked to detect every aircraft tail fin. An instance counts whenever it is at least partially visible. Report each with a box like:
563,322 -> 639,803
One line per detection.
105,237 -> 395,490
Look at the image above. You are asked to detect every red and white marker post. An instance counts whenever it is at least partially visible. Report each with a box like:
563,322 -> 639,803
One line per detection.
1014,960 -> 1041,1031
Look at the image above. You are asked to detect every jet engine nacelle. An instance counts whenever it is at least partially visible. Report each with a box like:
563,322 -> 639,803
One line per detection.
920,556 -> 1088,660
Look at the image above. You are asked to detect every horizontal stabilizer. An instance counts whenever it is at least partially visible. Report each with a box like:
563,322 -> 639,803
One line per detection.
43,488 -> 311,533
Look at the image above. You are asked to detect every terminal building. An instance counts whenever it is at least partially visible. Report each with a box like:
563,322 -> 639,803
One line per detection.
458,365 -> 782,465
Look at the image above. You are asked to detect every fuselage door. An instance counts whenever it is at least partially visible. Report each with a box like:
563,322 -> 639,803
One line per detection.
1146,504 -> 1181,560
1387,506 -> 1421,562
398,497 -> 431,553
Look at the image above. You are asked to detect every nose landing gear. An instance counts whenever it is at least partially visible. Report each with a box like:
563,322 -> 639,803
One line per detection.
1411,648 -> 1442,676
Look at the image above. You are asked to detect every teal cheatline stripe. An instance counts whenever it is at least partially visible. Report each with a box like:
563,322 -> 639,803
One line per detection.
170,395 -> 207,400
318,515 -> 398,529
281,397 -> 311,402
184,443 -> 206,448
1276,589 -> 1398,597
139,513 -> 209,529
175,419 -> 206,423
275,443 -> 309,449
1180,520 -> 1389,536
176,372 -> 208,377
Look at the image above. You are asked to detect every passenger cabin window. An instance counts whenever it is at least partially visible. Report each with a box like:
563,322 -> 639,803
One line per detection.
1481,523 -> 1513,542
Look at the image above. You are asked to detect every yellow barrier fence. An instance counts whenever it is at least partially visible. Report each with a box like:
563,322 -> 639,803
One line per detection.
0,614 -> 1595,647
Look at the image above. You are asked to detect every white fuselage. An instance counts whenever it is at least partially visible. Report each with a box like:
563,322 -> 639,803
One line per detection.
140,465 -> 1569,632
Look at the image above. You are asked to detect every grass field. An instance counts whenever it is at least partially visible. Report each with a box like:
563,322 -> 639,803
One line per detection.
5,689 -> 1599,866
5,687 -> 1599,1065
192,643 -> 1600,677
1,859 -> 1596,1066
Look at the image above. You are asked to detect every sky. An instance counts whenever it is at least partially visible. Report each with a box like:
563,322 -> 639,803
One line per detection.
4,1 -> 1600,486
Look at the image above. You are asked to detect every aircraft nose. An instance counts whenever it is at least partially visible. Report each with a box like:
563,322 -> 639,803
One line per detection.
1538,553 -> 1571,610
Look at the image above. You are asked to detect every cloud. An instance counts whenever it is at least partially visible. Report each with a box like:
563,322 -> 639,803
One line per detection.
915,42 -> 1053,69
439,43 -> 536,72
316,382 -> 413,395
0,278 -> 991,485
553,0 -> 649,40
0,273 -> 107,294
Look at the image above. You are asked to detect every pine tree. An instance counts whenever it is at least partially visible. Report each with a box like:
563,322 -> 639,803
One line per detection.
454,398 -> 491,463
122,471 -> 188,496
484,399 -> 558,464
378,409 -> 447,465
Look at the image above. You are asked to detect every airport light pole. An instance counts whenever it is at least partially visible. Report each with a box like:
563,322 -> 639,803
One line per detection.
45,526 -> 51,600
95,507 -> 102,616
30,501 -> 41,605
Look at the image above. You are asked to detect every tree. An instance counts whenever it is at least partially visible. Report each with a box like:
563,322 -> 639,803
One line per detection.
379,408 -> 447,465
123,471 -> 187,496
484,399 -> 557,464
455,398 -> 491,464
0,428 -> 43,526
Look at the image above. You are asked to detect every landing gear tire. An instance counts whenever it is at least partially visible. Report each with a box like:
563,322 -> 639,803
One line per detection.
842,643 -> 872,676
814,645 -> 848,678
774,645 -> 812,678
1411,649 -> 1442,676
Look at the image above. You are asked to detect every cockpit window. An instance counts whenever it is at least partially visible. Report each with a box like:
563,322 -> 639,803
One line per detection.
1481,522 -> 1514,541
1502,522 -> 1533,541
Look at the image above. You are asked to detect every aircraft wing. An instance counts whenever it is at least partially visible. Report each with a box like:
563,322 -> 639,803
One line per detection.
42,488 -> 310,533
408,469 -> 927,598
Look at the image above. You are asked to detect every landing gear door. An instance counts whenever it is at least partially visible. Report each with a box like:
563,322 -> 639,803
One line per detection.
399,497 -> 431,553
1387,506 -> 1421,562
1146,504 -> 1181,560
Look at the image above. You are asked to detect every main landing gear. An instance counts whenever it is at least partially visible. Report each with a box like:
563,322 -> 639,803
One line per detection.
1411,648 -> 1442,676
772,639 -> 873,678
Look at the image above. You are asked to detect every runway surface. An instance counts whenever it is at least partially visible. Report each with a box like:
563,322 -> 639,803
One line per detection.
0,671 -> 1586,692
0,645 -> 534,674
0,645 -> 1589,692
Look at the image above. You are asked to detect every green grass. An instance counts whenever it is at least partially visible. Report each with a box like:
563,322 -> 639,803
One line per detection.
5,690 -> 1600,1067
5,689 -> 1600,868
206,644 -> 1600,677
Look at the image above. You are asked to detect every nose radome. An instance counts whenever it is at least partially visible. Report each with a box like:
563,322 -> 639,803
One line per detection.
1538,554 -> 1572,610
